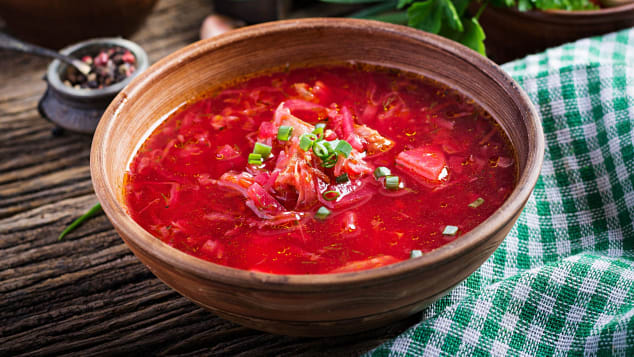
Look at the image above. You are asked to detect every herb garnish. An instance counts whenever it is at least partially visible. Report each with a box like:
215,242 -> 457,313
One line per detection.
321,0 -> 598,55
58,203 -> 103,240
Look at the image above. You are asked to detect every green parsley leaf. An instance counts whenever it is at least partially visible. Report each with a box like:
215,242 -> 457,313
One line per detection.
408,0 -> 443,34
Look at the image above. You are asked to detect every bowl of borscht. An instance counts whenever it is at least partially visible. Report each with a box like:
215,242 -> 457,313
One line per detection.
91,18 -> 544,336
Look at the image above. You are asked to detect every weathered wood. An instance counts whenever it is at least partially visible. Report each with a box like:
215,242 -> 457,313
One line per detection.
0,0 -> 415,355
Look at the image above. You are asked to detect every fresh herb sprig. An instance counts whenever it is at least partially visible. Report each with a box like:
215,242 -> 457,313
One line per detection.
58,203 -> 103,240
321,0 -> 598,55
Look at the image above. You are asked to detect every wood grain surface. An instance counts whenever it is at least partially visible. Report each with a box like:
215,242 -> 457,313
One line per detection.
0,1 -> 416,355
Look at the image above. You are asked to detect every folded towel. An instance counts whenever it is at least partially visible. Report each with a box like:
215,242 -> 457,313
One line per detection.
369,28 -> 634,356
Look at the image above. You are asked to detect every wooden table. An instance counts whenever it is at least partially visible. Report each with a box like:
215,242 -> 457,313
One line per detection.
0,0 -> 417,354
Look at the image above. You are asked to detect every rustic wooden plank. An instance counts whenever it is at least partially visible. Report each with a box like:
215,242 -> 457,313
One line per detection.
0,196 -> 413,356
0,0 -> 418,355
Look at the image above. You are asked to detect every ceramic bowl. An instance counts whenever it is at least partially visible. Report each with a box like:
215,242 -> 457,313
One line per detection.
91,18 -> 544,336
477,4 -> 634,62
39,37 -> 149,134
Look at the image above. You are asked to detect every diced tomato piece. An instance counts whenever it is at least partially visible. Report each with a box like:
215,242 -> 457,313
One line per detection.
396,146 -> 448,183
247,183 -> 285,215
257,121 -> 276,140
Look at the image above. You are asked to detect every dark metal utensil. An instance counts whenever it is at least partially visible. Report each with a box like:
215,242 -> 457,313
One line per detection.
0,32 -> 91,75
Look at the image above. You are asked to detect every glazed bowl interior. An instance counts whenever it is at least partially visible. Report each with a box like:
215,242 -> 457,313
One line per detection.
92,18 -> 544,336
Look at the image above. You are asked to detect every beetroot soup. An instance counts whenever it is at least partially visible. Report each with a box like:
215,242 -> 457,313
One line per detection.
124,65 -> 517,274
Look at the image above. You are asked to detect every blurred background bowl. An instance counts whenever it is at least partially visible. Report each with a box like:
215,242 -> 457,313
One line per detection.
477,3 -> 634,62
0,0 -> 158,48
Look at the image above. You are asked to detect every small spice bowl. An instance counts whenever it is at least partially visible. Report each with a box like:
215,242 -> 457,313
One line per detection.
38,37 -> 149,134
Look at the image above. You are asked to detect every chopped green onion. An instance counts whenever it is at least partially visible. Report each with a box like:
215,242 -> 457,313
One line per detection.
334,140 -> 353,158
248,153 -> 263,165
313,123 -> 326,137
373,166 -> 391,179
323,139 -> 339,154
277,125 -> 293,141
253,142 -> 272,158
322,160 -> 337,168
323,190 -> 340,201
58,203 -> 103,240
315,206 -> 331,220
313,141 -> 329,158
320,153 -> 337,168
384,175 -> 400,190
442,225 -> 459,236
468,197 -> 485,208
410,250 -> 423,259
299,133 -> 317,151
335,173 -> 349,183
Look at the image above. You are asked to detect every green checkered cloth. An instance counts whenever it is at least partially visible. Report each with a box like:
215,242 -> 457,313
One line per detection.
369,28 -> 634,356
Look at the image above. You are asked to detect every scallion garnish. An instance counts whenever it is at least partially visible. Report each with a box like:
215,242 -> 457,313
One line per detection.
324,139 -> 340,154
315,206 -> 331,220
313,141 -> 329,158
58,203 -> 103,240
299,133 -> 317,151
335,173 -> 349,183
442,225 -> 459,236
321,153 -> 337,168
248,153 -> 263,165
334,140 -> 352,158
410,250 -> 423,259
253,142 -> 272,158
384,175 -> 400,190
277,125 -> 293,141
322,161 -> 336,168
373,166 -> 391,179
313,123 -> 326,137
468,197 -> 485,208
323,190 -> 340,201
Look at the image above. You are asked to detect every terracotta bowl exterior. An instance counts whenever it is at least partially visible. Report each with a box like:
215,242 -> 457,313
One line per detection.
91,18 -> 544,336
478,4 -> 634,62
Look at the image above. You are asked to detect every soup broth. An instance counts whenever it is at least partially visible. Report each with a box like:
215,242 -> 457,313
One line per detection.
125,65 -> 517,274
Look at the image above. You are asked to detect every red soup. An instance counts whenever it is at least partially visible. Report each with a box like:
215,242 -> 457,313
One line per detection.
125,65 -> 517,274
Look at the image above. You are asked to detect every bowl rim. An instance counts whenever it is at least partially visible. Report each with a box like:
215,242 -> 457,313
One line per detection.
91,18 -> 545,291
